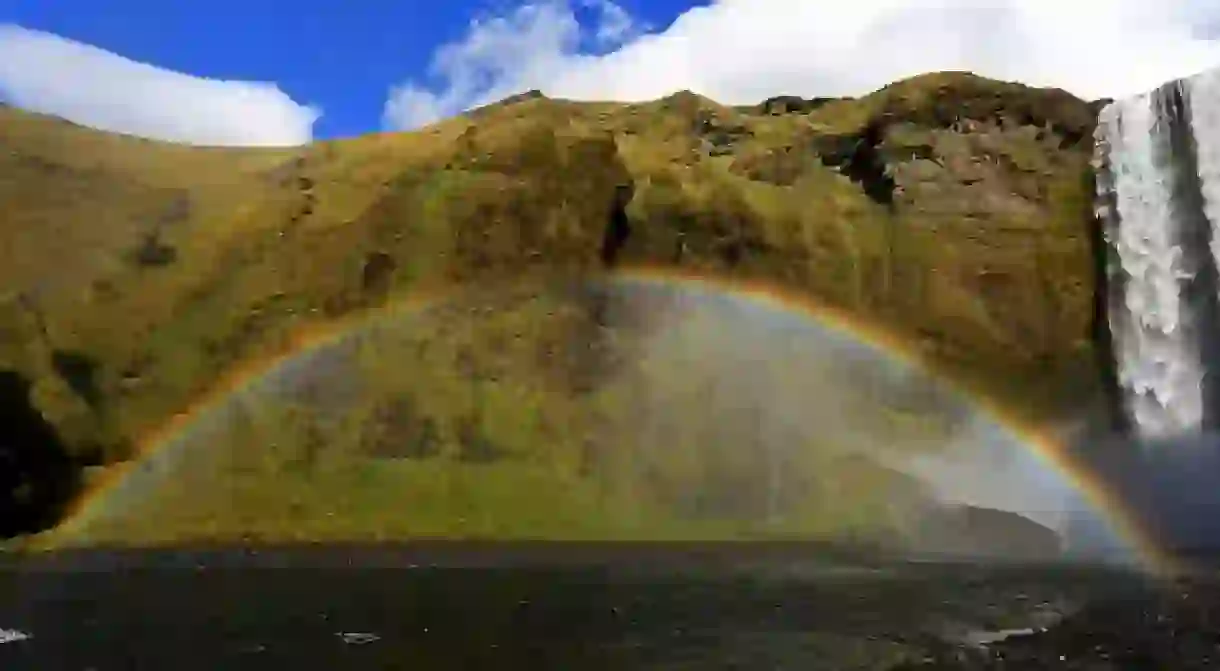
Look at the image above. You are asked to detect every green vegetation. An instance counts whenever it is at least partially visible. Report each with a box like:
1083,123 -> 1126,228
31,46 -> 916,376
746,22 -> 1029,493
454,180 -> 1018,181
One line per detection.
0,72 -> 1105,546
52,286 -> 948,548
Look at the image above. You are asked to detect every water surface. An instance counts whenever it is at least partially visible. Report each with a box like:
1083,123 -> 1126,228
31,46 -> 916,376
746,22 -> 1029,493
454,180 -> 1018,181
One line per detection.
0,543 -> 1144,670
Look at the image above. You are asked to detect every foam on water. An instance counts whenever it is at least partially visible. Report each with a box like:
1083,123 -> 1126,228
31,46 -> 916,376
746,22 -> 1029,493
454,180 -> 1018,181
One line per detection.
0,628 -> 31,644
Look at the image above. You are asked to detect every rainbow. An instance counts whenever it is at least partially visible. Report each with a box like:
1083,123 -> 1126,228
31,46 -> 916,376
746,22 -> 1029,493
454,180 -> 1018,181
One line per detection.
39,265 -> 1179,573
614,267 -> 1176,574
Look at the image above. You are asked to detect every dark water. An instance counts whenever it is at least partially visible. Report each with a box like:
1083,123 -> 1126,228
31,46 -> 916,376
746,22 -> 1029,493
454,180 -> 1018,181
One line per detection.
0,543 -> 1188,670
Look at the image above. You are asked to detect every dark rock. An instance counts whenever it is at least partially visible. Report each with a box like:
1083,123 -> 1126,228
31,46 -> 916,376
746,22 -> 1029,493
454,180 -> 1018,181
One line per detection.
50,350 -> 102,409
129,230 -> 177,267
757,95 -> 844,115
0,369 -> 82,538
360,251 -> 397,296
599,183 -> 634,268
692,112 -> 752,153
813,119 -> 897,206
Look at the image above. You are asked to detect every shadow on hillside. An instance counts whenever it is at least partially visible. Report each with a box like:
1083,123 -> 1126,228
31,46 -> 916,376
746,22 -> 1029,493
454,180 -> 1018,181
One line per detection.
0,369 -> 83,538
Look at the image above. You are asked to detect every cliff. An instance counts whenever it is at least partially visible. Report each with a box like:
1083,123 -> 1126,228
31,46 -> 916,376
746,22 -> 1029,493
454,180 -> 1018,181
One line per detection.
0,71 -> 1106,544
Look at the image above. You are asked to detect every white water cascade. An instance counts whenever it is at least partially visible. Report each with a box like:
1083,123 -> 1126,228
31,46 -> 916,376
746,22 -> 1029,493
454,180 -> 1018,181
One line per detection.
1094,70 -> 1220,440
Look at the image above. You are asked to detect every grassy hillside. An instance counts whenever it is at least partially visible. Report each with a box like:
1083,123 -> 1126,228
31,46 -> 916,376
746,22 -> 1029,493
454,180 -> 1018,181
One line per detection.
0,72 -> 1106,547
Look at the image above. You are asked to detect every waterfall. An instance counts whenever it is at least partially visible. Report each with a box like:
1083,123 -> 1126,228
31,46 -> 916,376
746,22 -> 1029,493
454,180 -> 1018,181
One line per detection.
1094,71 -> 1220,439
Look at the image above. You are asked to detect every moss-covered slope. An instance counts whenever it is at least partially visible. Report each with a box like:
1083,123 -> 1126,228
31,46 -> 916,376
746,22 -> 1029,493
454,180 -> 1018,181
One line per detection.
0,72 -> 1108,543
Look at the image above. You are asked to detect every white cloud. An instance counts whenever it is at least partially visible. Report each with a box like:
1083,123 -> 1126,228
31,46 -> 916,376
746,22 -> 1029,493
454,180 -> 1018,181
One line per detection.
383,2 -> 586,130
383,0 -> 1220,130
581,0 -> 636,46
0,24 -> 320,146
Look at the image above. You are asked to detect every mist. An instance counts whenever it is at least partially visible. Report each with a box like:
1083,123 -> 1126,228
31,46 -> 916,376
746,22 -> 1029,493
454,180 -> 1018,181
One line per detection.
1066,428 -> 1220,556
596,279 -> 1108,555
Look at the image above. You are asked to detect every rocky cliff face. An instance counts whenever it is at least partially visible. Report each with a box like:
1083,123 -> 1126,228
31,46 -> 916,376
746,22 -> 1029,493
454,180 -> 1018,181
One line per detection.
617,74 -> 1107,417
0,72 -> 1109,541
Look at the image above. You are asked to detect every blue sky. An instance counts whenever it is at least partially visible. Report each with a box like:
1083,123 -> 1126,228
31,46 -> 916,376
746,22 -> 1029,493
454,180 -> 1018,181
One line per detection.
3,1 -> 1220,146
3,0 -> 693,139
